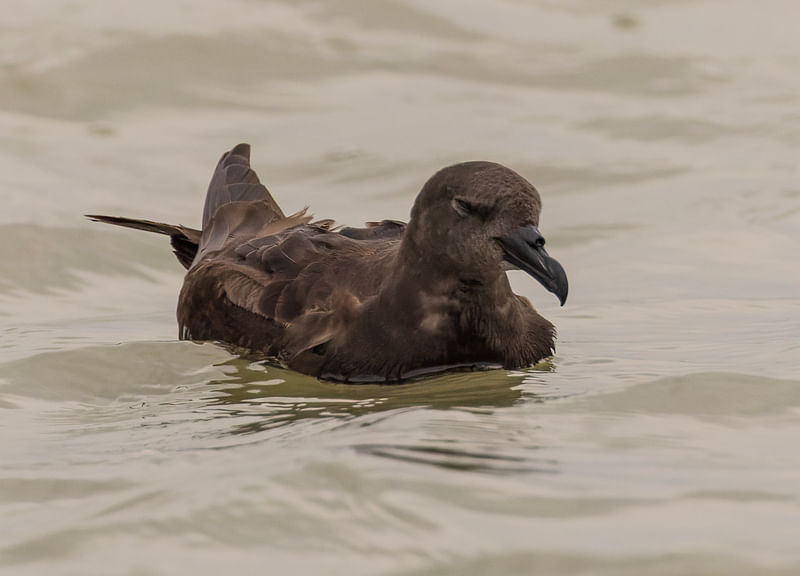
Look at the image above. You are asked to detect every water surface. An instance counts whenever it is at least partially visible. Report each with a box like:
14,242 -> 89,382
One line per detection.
2,1 -> 799,574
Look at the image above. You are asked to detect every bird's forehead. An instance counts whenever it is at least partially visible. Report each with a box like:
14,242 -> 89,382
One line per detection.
465,164 -> 542,210
416,161 -> 542,220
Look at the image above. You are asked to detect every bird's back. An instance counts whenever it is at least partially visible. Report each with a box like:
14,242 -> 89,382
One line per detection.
178,144 -> 406,367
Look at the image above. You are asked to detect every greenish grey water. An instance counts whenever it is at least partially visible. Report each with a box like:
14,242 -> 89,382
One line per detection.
1,0 -> 799,574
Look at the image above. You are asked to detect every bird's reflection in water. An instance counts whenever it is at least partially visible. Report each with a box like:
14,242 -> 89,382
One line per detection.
197,357 -> 553,437
182,357 -> 561,475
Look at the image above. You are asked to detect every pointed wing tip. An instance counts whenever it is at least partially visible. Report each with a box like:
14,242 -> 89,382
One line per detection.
85,214 -> 113,223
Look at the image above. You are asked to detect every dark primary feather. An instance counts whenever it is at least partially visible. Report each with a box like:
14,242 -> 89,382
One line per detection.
89,143 -> 565,382
84,215 -> 201,269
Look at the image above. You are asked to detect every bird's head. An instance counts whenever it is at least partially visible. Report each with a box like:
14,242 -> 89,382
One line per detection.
404,161 -> 568,305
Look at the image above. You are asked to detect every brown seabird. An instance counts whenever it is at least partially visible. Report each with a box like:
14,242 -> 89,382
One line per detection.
88,143 -> 568,382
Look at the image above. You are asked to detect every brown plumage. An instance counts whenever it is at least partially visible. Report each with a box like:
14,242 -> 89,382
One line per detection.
88,143 -> 568,382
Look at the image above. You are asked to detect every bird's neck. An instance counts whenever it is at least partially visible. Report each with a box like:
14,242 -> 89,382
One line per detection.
377,248 -> 555,368
382,251 -> 526,339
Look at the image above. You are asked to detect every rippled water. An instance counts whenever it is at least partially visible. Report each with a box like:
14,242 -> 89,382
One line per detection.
2,1 -> 799,574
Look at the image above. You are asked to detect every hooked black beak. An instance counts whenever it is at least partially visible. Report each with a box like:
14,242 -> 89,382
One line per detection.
496,225 -> 569,306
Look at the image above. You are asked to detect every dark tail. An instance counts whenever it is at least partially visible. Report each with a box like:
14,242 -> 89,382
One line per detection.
85,215 -> 201,270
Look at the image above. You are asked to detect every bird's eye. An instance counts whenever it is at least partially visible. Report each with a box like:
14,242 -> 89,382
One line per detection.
453,197 -> 474,216
452,197 -> 490,218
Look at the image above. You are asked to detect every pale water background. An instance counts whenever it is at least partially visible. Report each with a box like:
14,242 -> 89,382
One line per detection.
1,1 -> 799,574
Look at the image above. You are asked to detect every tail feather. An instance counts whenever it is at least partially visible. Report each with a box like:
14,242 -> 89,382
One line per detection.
86,215 -> 201,270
